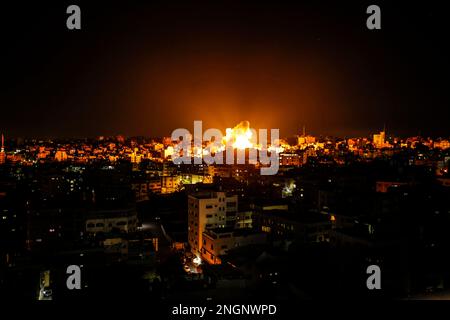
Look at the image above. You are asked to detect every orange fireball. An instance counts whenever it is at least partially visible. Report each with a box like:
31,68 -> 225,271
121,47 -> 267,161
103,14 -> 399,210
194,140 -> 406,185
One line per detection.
222,121 -> 255,150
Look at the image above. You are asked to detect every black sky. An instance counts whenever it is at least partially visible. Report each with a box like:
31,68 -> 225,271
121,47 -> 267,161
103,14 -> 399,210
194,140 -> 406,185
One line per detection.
1,1 -> 449,138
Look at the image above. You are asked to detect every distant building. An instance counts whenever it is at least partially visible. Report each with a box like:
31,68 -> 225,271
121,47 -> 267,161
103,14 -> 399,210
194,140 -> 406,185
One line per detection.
251,198 -> 289,212
130,148 -> 142,164
161,175 -> 181,194
297,126 -> 316,146
208,165 -> 232,178
54,150 -> 68,162
85,207 -> 138,234
148,178 -> 162,194
131,181 -> 150,202
0,134 -> 5,165
297,135 -> 316,146
434,139 -> 450,150
280,153 -> 302,166
180,173 -> 213,185
235,210 -> 253,229
255,209 -> 332,243
373,131 -> 386,148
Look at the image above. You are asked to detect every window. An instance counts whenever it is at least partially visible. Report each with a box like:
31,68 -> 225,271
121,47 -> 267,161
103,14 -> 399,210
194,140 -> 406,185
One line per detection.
96,223 -> 104,227
206,205 -> 213,209
206,214 -> 213,218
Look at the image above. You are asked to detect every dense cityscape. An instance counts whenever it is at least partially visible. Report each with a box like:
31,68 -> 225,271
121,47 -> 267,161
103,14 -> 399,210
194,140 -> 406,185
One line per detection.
1,126 -> 450,301
1,1 -> 450,313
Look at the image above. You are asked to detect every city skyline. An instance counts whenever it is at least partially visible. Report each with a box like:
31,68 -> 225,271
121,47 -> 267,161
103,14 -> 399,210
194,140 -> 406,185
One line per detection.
0,125 -> 448,141
1,2 -> 449,138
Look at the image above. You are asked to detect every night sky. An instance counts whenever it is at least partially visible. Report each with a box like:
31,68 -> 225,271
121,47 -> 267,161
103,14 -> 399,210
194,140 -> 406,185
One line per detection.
1,1 -> 449,138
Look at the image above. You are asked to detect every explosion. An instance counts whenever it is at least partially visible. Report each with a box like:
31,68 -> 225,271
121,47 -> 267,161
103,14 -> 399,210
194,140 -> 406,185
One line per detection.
222,121 -> 256,150
167,120 -> 285,162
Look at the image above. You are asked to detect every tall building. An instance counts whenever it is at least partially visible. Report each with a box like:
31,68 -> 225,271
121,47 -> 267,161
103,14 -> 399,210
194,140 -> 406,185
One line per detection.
130,148 -> 142,164
188,191 -> 238,257
373,130 -> 386,148
0,134 -> 6,165
297,126 -> 316,146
